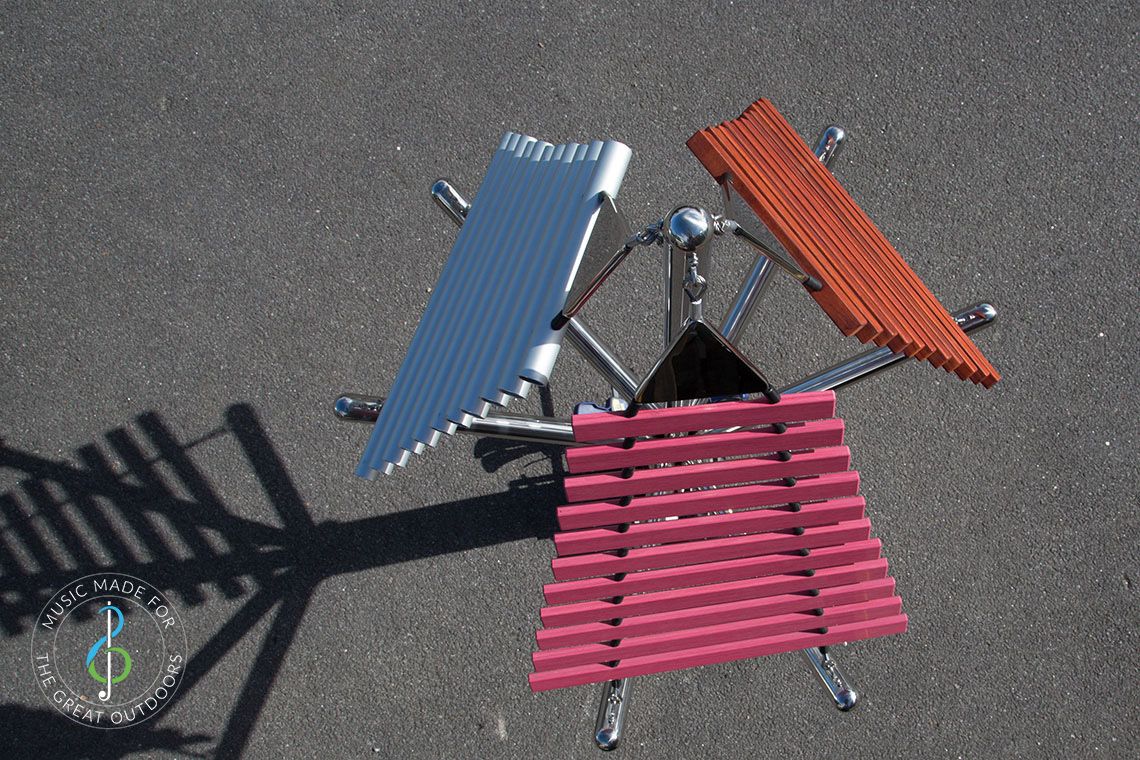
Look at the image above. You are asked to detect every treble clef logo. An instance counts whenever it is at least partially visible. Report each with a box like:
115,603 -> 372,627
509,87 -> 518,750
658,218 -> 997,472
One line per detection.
85,602 -> 132,702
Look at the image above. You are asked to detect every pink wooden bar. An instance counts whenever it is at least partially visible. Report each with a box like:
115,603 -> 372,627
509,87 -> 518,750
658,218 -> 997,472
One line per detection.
531,395 -> 907,693
537,574 -> 894,649
556,471 -> 859,530
533,596 -> 902,671
569,391 -> 837,441
562,446 -> 851,502
564,418 -> 846,474
553,496 -> 865,556
528,614 -> 909,691
551,519 -> 872,581
542,539 -> 883,608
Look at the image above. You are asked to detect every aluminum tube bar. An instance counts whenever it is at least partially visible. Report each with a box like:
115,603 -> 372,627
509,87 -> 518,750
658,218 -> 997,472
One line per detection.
432,179 -> 639,402
357,133 -> 632,477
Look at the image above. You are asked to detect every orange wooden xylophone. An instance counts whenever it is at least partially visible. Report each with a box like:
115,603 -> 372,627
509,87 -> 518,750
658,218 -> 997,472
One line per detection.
688,99 -> 1000,387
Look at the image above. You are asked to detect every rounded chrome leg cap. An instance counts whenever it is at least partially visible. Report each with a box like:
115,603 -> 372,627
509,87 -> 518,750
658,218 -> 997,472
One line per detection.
835,688 -> 860,712
595,729 -> 620,751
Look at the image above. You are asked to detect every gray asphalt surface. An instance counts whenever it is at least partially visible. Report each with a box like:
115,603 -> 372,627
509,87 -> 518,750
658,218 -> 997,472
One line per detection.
2,2 -> 1137,758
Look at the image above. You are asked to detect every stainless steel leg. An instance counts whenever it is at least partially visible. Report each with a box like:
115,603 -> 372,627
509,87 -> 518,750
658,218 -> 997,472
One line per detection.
813,125 -> 847,167
594,678 -> 632,751
664,244 -> 687,346
780,303 -> 997,393
430,178 -> 471,224
802,646 -> 859,711
720,254 -> 775,343
333,394 -> 382,422
333,394 -> 576,445
564,317 -> 638,400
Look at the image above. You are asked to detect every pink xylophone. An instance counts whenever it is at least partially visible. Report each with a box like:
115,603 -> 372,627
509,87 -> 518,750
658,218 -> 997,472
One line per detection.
530,391 -> 907,692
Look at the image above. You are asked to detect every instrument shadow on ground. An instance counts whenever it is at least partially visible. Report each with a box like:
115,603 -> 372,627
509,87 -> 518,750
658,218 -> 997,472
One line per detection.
0,399 -> 561,758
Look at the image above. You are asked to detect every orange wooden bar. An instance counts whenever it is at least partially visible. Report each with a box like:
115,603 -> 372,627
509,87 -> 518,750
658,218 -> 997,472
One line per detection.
687,98 -> 1000,387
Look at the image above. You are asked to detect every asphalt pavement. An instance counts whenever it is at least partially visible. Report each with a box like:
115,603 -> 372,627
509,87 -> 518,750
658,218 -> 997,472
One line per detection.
2,2 -> 1137,758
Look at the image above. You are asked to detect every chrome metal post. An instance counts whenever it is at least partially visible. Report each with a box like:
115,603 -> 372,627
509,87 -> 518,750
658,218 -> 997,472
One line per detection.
802,646 -> 859,711
593,678 -> 632,751
564,318 -> 638,400
781,303 -> 997,393
461,412 -> 578,445
334,394 -> 576,445
333,394 -> 382,422
664,244 -> 687,347
719,126 -> 847,342
663,205 -> 715,346
719,254 -> 775,343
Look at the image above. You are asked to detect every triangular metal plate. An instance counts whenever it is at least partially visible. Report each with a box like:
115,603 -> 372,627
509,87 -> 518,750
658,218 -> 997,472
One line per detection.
634,320 -> 777,404
561,192 -> 632,319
